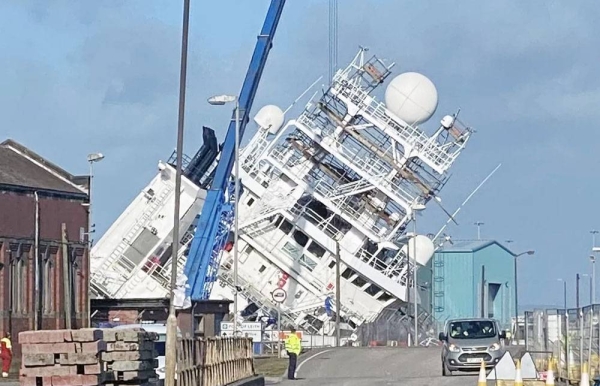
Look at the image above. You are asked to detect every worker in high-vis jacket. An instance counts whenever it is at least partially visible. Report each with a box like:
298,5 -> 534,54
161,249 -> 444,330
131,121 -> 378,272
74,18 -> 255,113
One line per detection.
285,327 -> 302,380
0,332 -> 11,377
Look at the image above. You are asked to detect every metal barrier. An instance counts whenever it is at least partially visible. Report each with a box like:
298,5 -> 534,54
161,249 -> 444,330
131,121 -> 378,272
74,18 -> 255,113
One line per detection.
523,305 -> 600,383
176,336 -> 255,386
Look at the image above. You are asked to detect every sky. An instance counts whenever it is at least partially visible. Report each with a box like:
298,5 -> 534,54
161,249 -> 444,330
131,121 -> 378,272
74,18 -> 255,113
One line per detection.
1,0 -> 600,309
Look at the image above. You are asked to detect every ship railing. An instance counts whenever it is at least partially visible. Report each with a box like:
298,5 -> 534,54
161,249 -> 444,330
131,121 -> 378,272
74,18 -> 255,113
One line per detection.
332,80 -> 459,173
295,114 -> 418,206
353,247 -> 412,284
288,203 -> 344,240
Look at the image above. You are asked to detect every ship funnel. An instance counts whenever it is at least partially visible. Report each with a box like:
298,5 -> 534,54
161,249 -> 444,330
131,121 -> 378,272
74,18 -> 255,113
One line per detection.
254,105 -> 285,134
400,235 -> 435,266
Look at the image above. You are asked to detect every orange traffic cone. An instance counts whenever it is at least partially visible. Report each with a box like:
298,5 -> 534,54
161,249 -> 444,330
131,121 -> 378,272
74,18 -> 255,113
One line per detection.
581,362 -> 590,386
514,359 -> 523,386
546,358 -> 554,385
477,361 -> 487,386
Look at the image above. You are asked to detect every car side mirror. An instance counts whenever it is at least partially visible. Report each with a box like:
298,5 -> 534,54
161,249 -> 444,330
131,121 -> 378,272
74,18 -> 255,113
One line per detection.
499,331 -> 507,339
438,332 -> 447,341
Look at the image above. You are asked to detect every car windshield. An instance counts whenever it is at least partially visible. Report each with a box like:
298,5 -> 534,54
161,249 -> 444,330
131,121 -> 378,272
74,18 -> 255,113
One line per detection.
449,320 -> 496,339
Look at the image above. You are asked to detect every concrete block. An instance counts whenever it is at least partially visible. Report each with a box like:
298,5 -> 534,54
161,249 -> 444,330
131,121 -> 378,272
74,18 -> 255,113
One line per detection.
59,353 -> 99,365
71,329 -> 104,342
116,330 -> 158,342
51,374 -> 102,386
77,340 -> 107,353
101,350 -> 157,362
111,359 -> 159,372
19,330 -> 70,344
111,370 -> 157,381
22,343 -> 77,354
22,353 -> 55,367
106,341 -> 154,352
83,362 -> 104,374
20,364 -> 77,377
19,375 -> 52,386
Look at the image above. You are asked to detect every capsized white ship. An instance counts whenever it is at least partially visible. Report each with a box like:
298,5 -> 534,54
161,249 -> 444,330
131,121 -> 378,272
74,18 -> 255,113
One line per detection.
90,48 -> 473,337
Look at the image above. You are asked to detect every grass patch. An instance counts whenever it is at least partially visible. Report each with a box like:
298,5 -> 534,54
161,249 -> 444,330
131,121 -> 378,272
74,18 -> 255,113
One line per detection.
254,356 -> 288,377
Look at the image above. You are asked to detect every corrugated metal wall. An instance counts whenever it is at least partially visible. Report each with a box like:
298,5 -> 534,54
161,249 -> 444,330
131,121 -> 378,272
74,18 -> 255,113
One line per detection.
433,242 -> 515,330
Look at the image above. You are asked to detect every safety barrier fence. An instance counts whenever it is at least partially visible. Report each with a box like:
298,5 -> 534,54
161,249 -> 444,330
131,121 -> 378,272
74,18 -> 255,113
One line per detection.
176,336 -> 256,386
522,305 -> 600,383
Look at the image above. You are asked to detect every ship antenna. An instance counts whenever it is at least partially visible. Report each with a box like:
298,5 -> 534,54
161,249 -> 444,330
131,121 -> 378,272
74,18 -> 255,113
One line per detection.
432,163 -> 502,243
283,76 -> 323,115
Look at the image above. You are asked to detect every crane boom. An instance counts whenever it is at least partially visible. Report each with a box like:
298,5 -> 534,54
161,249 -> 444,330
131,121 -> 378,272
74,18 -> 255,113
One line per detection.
184,0 -> 286,300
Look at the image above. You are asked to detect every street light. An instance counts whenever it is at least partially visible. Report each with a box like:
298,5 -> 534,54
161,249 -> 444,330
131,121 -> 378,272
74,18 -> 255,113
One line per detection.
474,221 -> 484,240
86,152 -> 104,328
208,94 -> 240,329
410,202 -> 426,347
86,153 -> 105,246
513,250 -> 534,343
165,0 -> 190,384
591,249 -> 600,304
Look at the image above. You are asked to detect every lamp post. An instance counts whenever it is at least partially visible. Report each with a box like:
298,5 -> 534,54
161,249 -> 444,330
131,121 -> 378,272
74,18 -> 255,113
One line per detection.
208,94 -> 240,329
410,203 -> 426,347
474,221 -> 484,240
513,250 -> 535,343
86,153 -> 104,328
86,153 -> 105,247
165,0 -> 190,384
592,249 -> 600,304
335,235 -> 342,347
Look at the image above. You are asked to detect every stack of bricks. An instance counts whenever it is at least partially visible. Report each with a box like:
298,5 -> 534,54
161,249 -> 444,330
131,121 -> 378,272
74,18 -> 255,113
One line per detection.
19,328 -> 160,386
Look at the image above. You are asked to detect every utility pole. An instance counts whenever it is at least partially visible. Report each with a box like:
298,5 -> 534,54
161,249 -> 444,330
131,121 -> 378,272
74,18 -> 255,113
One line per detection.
576,273 -> 580,309
335,238 -> 341,347
165,0 -> 190,384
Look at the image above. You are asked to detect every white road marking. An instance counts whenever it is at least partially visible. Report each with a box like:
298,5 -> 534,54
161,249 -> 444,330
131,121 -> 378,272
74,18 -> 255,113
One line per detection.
295,349 -> 334,377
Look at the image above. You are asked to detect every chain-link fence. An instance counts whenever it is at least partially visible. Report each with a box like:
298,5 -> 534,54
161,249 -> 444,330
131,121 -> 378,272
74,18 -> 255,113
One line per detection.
356,306 -> 438,347
523,305 -> 600,383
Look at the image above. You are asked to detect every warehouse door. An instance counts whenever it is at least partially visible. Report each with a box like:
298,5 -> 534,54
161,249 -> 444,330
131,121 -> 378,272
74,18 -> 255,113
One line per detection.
488,283 -> 501,318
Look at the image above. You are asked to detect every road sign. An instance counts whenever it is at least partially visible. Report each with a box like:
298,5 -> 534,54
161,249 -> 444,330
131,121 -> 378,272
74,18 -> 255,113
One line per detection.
220,322 -> 262,342
272,288 -> 287,303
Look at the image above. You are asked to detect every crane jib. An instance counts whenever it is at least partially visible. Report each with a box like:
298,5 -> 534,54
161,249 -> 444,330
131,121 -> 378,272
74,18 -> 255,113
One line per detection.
183,0 -> 286,300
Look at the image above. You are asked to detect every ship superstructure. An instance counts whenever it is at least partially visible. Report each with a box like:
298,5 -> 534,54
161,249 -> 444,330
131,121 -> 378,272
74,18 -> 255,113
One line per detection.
89,46 -> 474,338
220,48 -> 473,333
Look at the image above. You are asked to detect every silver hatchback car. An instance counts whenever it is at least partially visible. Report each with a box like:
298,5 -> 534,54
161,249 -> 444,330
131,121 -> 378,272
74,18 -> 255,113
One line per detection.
438,318 -> 506,376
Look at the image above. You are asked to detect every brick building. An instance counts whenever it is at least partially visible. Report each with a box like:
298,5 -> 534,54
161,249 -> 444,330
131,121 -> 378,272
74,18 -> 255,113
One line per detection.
0,139 -> 90,358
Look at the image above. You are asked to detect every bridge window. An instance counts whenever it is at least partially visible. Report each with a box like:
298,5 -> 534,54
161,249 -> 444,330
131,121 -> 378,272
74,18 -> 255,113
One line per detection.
365,284 -> 382,296
352,276 -> 367,288
293,230 -> 309,247
258,265 -> 266,273
341,268 -> 355,279
247,197 -> 255,206
378,292 -> 393,302
279,218 -> 293,234
328,260 -> 336,269
307,241 -> 326,258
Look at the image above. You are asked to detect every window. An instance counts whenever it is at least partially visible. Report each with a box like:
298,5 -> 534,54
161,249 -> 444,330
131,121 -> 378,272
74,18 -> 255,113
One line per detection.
293,230 -> 309,247
378,292 -> 393,302
280,219 -> 293,234
282,242 -> 317,271
341,268 -> 355,279
247,197 -> 255,206
449,320 -> 496,339
258,265 -> 266,273
328,261 -> 336,269
352,276 -> 367,288
365,284 -> 382,296
307,242 -> 326,258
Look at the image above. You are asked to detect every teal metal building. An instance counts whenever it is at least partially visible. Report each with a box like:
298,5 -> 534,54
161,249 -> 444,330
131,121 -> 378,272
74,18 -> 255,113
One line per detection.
430,240 -> 516,330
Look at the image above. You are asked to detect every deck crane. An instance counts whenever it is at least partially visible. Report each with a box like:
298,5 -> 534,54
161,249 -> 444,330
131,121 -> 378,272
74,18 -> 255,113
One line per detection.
183,0 -> 287,300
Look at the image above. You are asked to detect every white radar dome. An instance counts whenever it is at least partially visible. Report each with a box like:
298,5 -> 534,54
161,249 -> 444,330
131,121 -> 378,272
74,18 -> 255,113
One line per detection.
400,234 -> 435,266
254,105 -> 285,135
384,72 -> 438,125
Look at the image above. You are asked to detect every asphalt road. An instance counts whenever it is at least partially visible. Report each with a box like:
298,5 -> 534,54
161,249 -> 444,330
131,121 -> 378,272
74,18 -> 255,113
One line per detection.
275,347 -> 477,385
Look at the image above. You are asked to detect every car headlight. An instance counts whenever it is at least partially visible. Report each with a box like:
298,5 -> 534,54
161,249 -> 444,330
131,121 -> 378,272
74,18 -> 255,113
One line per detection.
448,344 -> 460,353
489,343 -> 501,351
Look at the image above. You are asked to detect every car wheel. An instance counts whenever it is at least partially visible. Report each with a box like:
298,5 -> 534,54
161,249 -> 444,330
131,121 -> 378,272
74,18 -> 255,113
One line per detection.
442,362 -> 453,376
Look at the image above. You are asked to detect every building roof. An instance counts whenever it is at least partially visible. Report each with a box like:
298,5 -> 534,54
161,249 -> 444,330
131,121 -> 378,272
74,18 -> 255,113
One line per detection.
437,239 -> 516,256
0,139 -> 88,196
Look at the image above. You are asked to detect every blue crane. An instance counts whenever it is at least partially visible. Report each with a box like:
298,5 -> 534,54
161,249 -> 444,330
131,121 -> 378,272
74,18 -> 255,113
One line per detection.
184,0 -> 286,300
